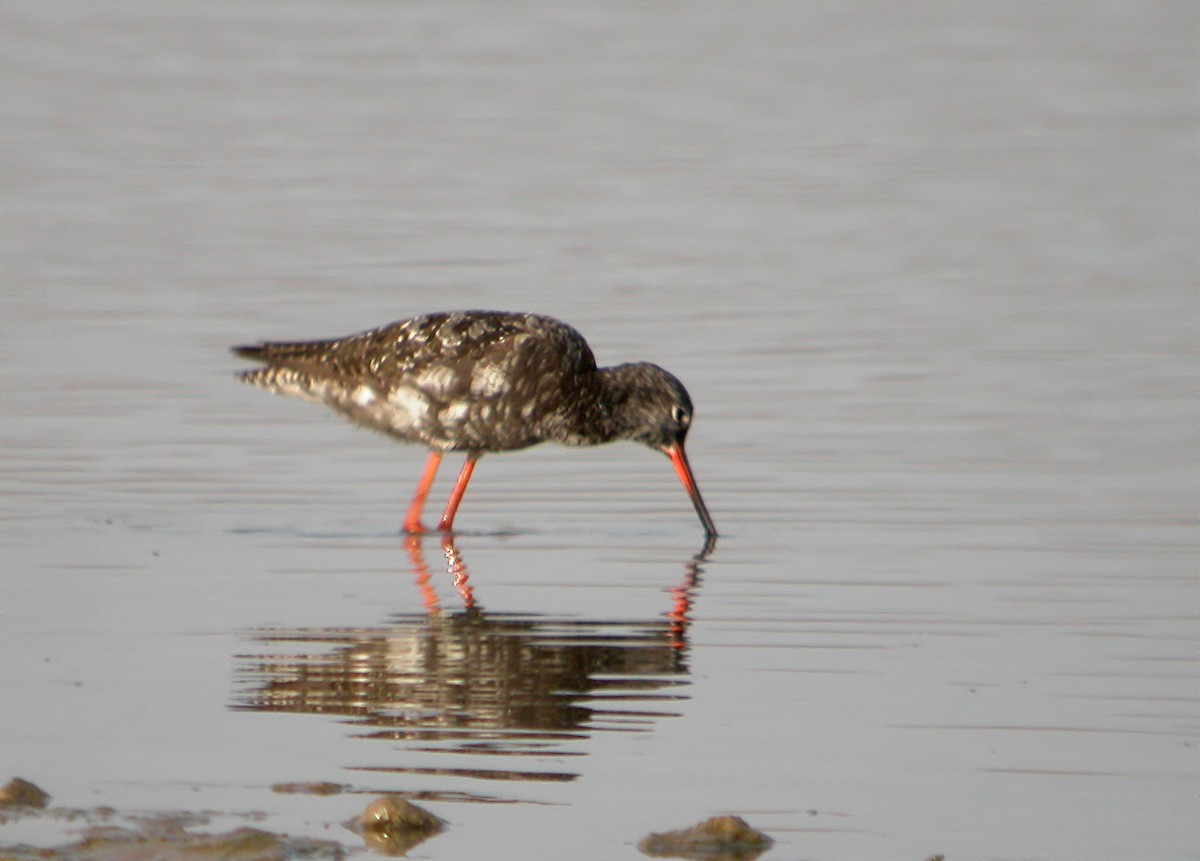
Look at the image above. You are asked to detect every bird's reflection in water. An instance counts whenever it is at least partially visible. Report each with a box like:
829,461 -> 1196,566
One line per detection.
233,535 -> 714,790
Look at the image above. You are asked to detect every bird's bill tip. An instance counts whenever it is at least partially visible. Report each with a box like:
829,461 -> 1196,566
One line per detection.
664,443 -> 718,537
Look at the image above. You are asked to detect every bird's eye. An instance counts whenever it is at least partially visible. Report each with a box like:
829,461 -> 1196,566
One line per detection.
671,405 -> 690,427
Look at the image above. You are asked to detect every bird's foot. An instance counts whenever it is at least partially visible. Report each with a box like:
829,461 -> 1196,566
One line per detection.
404,521 -> 459,536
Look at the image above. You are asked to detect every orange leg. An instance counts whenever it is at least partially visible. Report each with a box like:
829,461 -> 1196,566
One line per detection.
403,450 -> 442,534
403,534 -> 440,613
436,453 -> 478,532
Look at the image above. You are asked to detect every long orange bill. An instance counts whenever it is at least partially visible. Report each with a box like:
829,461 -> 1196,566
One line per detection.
665,443 -> 717,537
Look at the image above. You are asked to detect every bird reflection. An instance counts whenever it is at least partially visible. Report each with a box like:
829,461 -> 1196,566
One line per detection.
406,534 -> 476,612
233,536 -> 713,789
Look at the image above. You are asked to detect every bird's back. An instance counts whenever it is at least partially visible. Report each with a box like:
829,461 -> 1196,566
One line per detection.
234,311 -> 600,451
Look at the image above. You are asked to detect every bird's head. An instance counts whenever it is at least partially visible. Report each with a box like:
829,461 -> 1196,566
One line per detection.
609,363 -> 696,452
605,363 -> 716,536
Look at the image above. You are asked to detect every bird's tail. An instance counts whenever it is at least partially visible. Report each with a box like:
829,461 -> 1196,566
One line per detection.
232,340 -> 342,402
231,338 -> 343,363
234,363 -> 330,403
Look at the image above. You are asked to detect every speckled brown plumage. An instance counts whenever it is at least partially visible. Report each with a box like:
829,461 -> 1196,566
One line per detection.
233,310 -> 716,535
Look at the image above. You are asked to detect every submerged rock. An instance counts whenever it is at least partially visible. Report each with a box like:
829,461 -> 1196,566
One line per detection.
0,778 -> 50,809
638,815 -> 773,861
0,821 -> 347,860
270,781 -> 345,796
354,796 -> 445,856
179,826 -> 343,859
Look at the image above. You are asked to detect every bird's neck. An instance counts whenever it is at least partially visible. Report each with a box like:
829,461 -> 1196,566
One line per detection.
588,363 -> 656,442
543,363 -> 646,447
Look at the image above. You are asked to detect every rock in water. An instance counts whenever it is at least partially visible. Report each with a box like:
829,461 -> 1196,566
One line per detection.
0,778 -> 50,809
638,814 -> 773,860
355,795 -> 445,855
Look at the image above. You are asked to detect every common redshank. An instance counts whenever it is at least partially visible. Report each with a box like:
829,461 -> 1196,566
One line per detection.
233,310 -> 717,536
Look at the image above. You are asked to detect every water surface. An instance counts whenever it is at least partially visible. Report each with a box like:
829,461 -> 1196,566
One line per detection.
2,2 -> 1196,859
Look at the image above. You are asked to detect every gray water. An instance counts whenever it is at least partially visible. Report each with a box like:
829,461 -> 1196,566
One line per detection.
2,2 -> 1196,859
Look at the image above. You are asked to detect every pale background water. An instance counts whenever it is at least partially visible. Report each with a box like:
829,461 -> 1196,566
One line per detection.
1,2 -> 1196,860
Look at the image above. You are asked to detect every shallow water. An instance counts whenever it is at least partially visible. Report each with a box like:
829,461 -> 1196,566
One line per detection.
2,2 -> 1197,859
